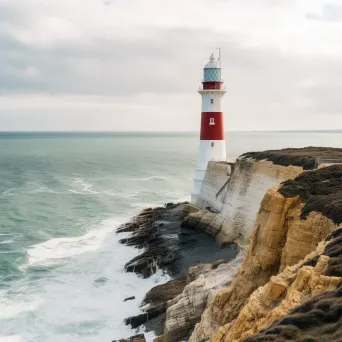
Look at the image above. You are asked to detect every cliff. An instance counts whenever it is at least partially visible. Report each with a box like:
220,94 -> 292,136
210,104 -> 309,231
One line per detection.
190,164 -> 342,342
155,252 -> 245,342
117,203 -> 237,338
212,229 -> 342,342
191,147 -> 342,246
118,148 -> 342,342
242,227 -> 342,342
186,158 -> 303,246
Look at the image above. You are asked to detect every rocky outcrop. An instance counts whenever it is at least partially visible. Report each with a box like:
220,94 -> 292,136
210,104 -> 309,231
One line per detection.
155,253 -> 244,342
182,209 -> 225,242
118,203 -> 237,338
125,279 -> 186,331
189,159 -> 304,247
192,147 -> 342,247
245,285 -> 342,342
212,228 -> 342,341
112,334 -> 146,342
242,227 -> 342,341
118,149 -> 342,342
117,203 -> 235,279
190,165 -> 342,342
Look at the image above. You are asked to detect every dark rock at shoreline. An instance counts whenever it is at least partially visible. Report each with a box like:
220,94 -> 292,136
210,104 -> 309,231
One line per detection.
118,203 -> 238,337
123,296 -> 135,302
124,278 -> 186,331
117,203 -> 237,279
117,207 -> 166,234
125,308 -> 163,329
142,278 -> 187,306
112,334 -> 146,342
279,165 -> 342,224
241,146 -> 342,170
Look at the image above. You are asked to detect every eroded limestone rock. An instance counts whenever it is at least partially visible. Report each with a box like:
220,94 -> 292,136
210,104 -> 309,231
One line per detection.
190,179 -> 339,342
155,253 -> 244,342
112,334 -> 146,342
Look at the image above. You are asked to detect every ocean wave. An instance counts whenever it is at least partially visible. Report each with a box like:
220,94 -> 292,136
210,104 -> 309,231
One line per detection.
128,176 -> 165,181
1,234 -> 170,342
1,189 -> 16,197
24,219 -> 122,267
0,233 -> 22,237
0,336 -> 24,342
68,179 -> 100,194
0,239 -> 14,245
31,187 -> 61,194
130,202 -> 162,209
0,296 -> 42,320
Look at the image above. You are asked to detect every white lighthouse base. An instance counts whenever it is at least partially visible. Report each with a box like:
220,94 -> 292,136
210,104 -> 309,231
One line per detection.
191,140 -> 226,204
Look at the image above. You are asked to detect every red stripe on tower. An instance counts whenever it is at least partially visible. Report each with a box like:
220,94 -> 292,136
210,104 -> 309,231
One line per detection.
200,112 -> 224,140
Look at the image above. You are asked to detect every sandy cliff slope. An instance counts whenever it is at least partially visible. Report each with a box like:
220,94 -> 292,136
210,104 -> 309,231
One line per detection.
190,164 -> 342,342
244,227 -> 342,342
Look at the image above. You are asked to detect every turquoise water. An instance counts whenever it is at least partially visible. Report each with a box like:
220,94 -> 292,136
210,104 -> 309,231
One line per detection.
0,131 -> 341,342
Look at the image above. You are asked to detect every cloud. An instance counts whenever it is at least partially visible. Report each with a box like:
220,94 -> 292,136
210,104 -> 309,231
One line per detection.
1,0 -> 342,131
306,3 -> 342,22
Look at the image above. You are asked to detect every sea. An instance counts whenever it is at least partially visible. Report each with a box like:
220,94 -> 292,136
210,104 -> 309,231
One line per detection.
0,131 -> 342,342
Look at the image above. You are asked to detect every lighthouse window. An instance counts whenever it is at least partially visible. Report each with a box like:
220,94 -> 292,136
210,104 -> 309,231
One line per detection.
210,99 -> 214,104
211,142 -> 215,147
209,118 -> 215,125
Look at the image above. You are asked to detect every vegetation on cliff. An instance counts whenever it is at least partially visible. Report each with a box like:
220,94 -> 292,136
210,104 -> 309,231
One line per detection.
190,164 -> 342,342
242,147 -> 342,170
279,165 -> 342,224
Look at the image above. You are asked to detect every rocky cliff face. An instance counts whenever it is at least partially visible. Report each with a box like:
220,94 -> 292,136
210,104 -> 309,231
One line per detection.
187,159 -> 303,246
156,160 -> 304,342
212,230 -> 342,342
243,227 -> 342,342
155,253 -> 245,342
116,148 -> 342,342
189,164 -> 342,342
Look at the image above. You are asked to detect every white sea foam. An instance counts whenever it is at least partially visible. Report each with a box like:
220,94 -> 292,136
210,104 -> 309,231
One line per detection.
0,296 -> 42,319
128,176 -> 165,181
1,189 -> 16,197
1,216 -> 171,342
130,202 -> 162,209
68,179 -> 100,195
25,219 -> 120,267
0,336 -> 24,342
32,187 -> 60,194
0,239 -> 14,245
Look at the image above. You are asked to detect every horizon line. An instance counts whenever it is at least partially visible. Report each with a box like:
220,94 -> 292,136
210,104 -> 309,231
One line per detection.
0,130 -> 342,133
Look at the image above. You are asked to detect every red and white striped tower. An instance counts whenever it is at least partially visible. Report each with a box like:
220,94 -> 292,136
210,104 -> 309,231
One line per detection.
191,52 -> 227,203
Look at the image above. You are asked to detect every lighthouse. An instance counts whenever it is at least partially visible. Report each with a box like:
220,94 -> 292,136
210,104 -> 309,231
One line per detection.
191,52 -> 227,203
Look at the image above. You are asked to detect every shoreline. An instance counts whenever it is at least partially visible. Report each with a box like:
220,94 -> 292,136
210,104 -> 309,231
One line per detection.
116,202 -> 239,341
116,147 -> 342,342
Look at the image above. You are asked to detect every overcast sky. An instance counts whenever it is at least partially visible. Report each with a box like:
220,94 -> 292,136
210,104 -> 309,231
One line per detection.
1,0 -> 342,131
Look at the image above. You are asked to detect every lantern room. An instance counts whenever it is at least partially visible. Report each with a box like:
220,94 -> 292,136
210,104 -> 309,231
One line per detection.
203,53 -> 221,82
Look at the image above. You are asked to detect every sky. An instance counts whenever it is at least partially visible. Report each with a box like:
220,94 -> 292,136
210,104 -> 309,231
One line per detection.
1,0 -> 342,131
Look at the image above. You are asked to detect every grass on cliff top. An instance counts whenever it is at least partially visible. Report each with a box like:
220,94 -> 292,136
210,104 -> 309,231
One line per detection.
278,165 -> 342,224
241,146 -> 342,170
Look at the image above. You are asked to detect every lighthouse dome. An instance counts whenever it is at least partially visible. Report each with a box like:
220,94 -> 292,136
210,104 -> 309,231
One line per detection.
203,53 -> 221,82
204,53 -> 219,69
